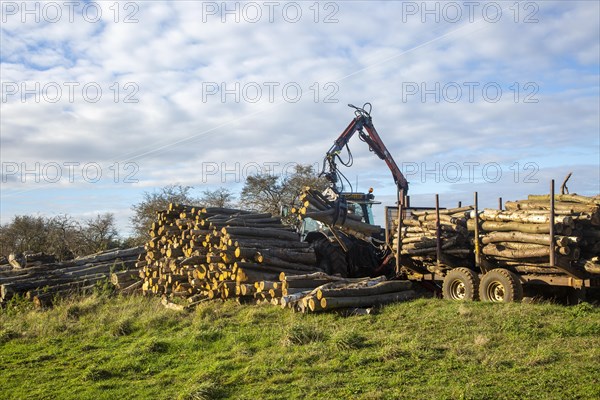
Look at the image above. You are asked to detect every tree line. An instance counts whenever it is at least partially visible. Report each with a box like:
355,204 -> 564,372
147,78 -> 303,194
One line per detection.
0,165 -> 327,259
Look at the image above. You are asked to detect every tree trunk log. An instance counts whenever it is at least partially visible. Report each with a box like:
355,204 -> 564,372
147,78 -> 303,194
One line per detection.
468,220 -> 551,234
481,232 -> 580,246
320,290 -> 416,310
527,194 -> 600,205
221,227 -> 299,241
505,200 -> 598,214
227,239 -> 310,249
479,209 -> 573,225
483,244 -> 550,259
316,280 -> 412,299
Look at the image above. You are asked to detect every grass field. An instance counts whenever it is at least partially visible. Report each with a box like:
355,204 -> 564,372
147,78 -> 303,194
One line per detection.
1,293 -> 599,400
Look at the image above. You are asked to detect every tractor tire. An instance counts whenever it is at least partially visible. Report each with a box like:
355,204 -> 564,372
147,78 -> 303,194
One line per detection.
479,268 -> 523,303
313,238 -> 348,277
442,268 -> 479,301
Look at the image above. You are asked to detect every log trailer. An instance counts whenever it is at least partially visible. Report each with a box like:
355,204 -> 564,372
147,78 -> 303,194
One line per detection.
305,104 -> 599,302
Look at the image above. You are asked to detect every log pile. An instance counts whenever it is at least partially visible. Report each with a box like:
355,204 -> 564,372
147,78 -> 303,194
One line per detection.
470,194 -> 600,276
235,279 -> 284,306
278,272 -> 416,312
7,252 -> 57,269
292,188 -> 382,241
140,204 -> 420,311
392,206 -> 474,272
0,246 -> 144,307
139,203 -> 322,304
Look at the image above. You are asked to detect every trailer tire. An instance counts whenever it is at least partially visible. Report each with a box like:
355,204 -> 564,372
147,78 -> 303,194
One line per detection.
479,269 -> 523,303
313,239 -> 348,277
442,268 -> 479,301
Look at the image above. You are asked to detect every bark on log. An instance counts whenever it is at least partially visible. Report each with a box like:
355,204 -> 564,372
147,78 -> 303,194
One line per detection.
527,194 -> 600,205
505,200 -> 599,214
478,209 -> 573,225
284,279 -> 341,289
227,239 -> 310,249
234,268 -> 285,284
282,287 -> 313,296
281,272 -> 335,281
255,248 -> 316,265
221,227 -> 299,241
481,232 -> 579,246
24,276 -> 108,299
110,270 -> 140,288
400,247 -> 470,256
234,261 -> 317,275
71,247 -> 144,266
320,290 -> 416,310
411,206 -> 474,216
468,220 -> 550,234
316,280 -> 412,299
482,244 -> 550,259
255,253 -> 316,271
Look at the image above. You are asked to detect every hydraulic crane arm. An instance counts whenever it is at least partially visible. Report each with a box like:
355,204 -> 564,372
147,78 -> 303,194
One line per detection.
322,103 -> 409,201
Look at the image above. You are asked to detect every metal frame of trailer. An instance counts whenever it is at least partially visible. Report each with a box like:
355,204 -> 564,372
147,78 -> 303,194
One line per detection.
385,180 -> 599,296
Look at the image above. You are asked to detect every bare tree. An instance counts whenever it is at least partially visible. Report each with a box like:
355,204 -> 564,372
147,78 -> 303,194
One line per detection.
130,185 -> 199,241
45,214 -> 79,260
0,213 -> 120,260
199,187 -> 236,208
240,174 -> 283,215
240,164 -> 328,221
79,213 -> 119,254
0,215 -> 48,256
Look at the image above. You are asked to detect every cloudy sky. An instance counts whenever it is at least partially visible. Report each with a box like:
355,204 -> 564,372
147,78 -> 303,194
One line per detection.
1,0 -> 599,235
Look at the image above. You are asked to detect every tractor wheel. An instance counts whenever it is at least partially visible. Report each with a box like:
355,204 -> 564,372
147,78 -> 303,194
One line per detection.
479,269 -> 523,303
313,238 -> 348,277
442,268 -> 479,301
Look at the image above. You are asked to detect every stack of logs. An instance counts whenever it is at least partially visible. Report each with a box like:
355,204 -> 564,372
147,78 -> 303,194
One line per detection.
6,252 -> 57,270
0,247 -> 144,307
139,204 -> 322,304
392,206 -> 474,272
278,272 -> 415,312
293,188 -> 382,241
470,194 -> 600,276
141,203 -> 419,311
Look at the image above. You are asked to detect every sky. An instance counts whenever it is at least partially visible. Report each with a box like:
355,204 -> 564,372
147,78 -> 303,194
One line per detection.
1,0 -> 599,236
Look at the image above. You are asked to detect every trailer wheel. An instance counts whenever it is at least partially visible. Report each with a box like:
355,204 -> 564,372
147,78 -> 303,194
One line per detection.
442,268 -> 479,301
479,269 -> 523,303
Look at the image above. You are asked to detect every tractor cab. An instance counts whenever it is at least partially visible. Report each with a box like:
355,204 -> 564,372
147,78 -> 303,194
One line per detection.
338,191 -> 379,225
300,189 -> 381,242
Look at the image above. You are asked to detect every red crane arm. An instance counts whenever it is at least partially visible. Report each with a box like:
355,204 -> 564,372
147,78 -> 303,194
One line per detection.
324,104 -> 409,199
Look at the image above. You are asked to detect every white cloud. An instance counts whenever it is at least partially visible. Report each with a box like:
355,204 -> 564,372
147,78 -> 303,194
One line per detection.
1,1 -> 598,234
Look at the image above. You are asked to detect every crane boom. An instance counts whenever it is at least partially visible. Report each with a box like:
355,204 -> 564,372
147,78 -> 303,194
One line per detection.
322,103 -> 409,202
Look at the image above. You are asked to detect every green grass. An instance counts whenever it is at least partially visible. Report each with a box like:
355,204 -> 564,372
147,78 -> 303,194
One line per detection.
1,295 -> 599,400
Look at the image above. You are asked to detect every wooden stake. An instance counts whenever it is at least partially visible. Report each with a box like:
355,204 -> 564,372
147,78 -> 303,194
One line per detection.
474,192 -> 481,270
